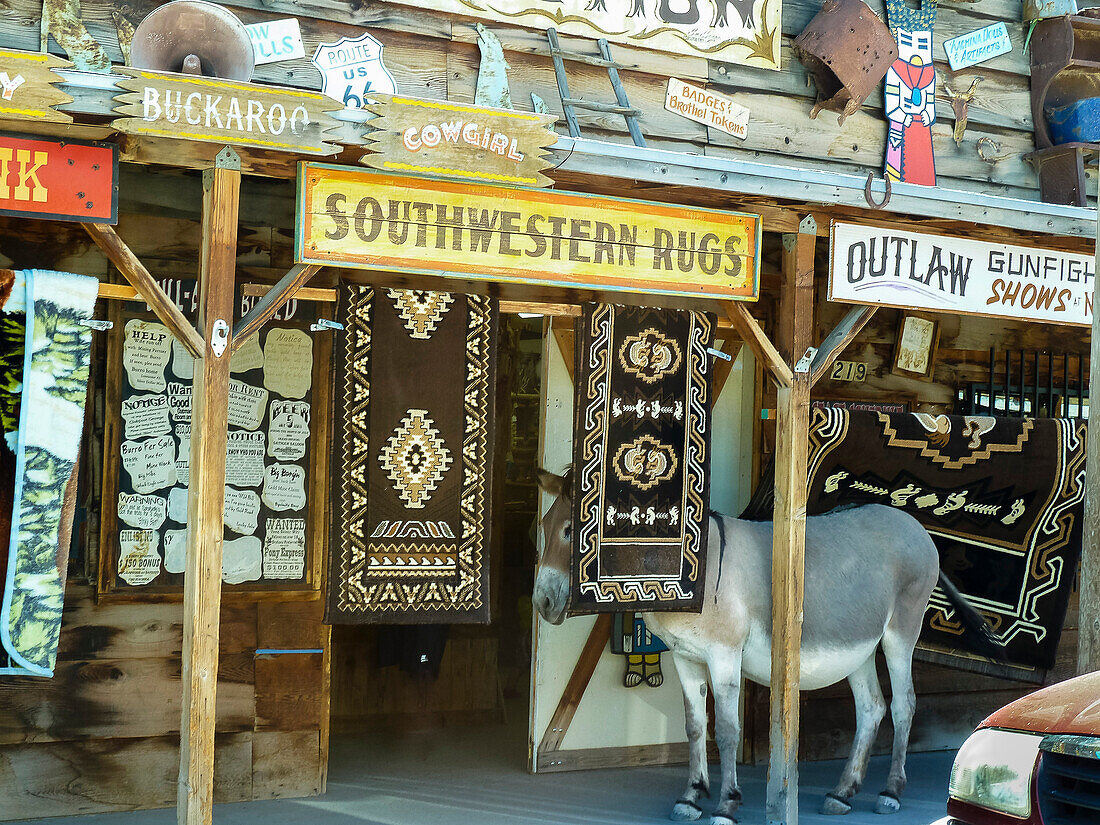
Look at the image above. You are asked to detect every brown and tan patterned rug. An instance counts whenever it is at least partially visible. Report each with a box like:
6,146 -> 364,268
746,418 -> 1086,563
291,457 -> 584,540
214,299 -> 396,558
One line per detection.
571,303 -> 716,613
743,409 -> 1086,672
327,285 -> 498,624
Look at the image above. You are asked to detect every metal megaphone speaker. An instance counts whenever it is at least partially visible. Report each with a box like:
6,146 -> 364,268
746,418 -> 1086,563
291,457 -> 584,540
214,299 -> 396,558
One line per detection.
130,0 -> 255,81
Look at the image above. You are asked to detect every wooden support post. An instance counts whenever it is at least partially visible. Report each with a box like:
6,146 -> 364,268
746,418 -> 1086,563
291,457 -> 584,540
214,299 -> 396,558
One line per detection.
767,217 -> 816,825
726,303 -> 793,388
1079,200 -> 1100,673
178,148 -> 241,825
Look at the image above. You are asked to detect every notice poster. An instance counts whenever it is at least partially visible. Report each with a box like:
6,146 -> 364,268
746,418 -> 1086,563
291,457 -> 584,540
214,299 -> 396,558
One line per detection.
223,536 -> 263,584
263,328 -> 313,398
123,320 -> 172,392
228,379 -> 269,430
121,394 -> 171,440
171,337 -> 195,379
224,486 -> 261,535
168,382 -> 192,423
121,435 -> 177,494
174,423 -> 191,486
231,335 -> 264,373
163,527 -> 188,574
262,463 -> 307,511
263,517 -> 306,579
118,529 -> 162,585
109,284 -> 318,590
117,492 -> 168,530
268,400 -> 310,461
227,431 -> 267,487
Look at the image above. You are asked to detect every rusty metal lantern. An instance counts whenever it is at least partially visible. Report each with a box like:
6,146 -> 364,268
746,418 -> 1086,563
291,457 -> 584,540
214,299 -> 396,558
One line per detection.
794,0 -> 899,126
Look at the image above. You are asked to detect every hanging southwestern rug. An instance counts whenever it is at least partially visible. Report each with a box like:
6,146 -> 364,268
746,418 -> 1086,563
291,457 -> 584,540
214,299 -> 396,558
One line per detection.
328,285 -> 498,624
742,408 -> 1086,672
571,304 -> 715,613
1,270 -> 98,676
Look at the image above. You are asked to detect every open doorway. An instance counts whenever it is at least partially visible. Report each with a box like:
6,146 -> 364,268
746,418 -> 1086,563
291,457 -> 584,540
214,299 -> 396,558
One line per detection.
327,313 -> 544,768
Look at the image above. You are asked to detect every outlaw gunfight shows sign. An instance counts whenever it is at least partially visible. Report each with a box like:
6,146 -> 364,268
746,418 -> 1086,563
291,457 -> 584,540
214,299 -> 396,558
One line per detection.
297,164 -> 760,300
829,221 -> 1094,327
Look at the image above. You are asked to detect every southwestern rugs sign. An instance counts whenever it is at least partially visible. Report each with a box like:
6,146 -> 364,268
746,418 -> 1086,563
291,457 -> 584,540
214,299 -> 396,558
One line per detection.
383,0 -> 781,69
327,285 -> 498,623
829,221 -> 1094,327
571,304 -> 715,613
297,164 -> 760,301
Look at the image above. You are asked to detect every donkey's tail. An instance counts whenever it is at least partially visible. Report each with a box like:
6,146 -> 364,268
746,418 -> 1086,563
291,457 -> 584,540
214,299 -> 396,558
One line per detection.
937,571 -> 1008,662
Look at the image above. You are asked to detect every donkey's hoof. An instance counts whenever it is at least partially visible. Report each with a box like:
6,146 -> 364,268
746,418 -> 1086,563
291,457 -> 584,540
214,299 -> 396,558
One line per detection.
671,801 -> 703,822
709,814 -> 737,825
821,794 -> 853,815
874,793 -> 901,815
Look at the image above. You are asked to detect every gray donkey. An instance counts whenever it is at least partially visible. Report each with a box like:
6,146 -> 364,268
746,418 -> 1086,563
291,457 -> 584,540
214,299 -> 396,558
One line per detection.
533,469 -> 1000,825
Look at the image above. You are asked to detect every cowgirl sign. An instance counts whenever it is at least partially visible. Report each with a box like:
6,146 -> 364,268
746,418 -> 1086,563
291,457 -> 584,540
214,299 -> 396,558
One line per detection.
884,0 -> 938,186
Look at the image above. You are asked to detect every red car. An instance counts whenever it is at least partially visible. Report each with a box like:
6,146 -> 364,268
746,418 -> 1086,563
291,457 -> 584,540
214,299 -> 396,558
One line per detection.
936,670 -> 1100,824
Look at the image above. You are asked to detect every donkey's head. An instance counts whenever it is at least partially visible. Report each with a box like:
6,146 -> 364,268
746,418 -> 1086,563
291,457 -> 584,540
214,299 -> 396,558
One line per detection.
533,468 -> 573,625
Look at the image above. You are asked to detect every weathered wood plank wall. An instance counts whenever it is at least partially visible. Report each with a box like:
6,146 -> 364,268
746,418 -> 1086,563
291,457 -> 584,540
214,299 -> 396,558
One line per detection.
16,0 -> 1050,199
0,167 -> 327,821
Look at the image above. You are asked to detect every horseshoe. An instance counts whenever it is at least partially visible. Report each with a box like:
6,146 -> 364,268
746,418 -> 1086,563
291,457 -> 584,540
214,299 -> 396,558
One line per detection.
864,172 -> 892,209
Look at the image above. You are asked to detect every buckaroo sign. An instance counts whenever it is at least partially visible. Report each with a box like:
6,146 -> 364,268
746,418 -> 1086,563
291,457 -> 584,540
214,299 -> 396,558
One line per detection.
829,221 -> 1094,327
112,67 -> 342,155
296,164 -> 760,300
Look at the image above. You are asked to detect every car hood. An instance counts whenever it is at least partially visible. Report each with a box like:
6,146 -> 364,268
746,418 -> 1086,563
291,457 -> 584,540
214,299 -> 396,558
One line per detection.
982,671 -> 1100,737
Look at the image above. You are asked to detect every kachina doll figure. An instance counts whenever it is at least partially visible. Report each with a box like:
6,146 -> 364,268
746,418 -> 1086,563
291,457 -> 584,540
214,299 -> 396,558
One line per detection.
884,0 -> 938,186
612,612 -> 668,688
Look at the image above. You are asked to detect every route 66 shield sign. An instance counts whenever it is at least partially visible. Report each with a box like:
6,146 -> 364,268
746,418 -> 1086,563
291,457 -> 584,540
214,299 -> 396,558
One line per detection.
311,33 -> 397,109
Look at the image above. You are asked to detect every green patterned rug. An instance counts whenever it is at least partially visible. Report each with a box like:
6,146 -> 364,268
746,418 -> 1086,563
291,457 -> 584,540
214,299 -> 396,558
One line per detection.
1,270 -> 97,677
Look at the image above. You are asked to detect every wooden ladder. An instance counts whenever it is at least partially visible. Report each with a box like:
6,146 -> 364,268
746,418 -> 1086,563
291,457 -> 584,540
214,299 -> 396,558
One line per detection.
545,28 -> 646,148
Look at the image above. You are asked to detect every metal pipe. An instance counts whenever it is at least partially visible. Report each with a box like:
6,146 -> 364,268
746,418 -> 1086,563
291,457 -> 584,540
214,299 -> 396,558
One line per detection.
1065,353 -> 1070,418
1005,350 -> 1012,415
1033,350 -> 1040,417
989,347 -> 995,415
1079,353 -> 1086,420
1048,350 -> 1054,418
1019,348 -> 1026,417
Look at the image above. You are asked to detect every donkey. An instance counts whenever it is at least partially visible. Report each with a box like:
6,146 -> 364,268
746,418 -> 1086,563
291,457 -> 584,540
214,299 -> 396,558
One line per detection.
534,470 -> 1000,824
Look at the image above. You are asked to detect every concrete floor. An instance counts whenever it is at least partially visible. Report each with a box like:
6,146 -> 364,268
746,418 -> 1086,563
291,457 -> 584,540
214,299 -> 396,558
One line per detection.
11,720 -> 954,825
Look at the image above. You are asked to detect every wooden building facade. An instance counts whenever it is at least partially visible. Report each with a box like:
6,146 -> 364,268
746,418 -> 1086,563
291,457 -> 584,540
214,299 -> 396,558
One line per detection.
0,1 -> 1096,823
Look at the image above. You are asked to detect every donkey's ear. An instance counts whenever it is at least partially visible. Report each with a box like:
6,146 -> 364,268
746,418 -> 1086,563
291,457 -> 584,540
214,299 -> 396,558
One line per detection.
535,468 -> 566,496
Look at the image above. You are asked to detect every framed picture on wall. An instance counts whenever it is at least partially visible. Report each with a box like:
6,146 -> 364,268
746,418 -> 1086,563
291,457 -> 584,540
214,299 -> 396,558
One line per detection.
892,312 -> 940,381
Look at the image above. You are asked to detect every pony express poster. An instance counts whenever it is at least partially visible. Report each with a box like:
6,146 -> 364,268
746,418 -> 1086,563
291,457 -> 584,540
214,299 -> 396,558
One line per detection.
386,0 -> 781,69
829,221 -> 1094,327
101,279 -> 324,594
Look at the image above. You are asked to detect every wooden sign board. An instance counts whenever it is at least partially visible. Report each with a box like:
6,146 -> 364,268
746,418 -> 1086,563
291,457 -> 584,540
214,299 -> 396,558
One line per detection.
665,78 -> 749,139
111,67 -> 342,155
943,23 -> 1012,71
383,0 -> 782,69
0,49 -> 73,125
362,94 -> 557,187
829,221 -> 1094,327
296,165 -> 760,301
0,132 -> 117,223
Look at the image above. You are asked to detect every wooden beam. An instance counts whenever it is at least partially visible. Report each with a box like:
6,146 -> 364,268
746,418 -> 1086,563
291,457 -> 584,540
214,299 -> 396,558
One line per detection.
538,613 -> 613,755
767,220 -> 816,825
726,303 -> 792,388
232,264 -> 321,350
1079,199 -> 1100,674
178,150 -> 241,825
83,222 -> 205,358
809,306 -> 879,387
240,284 -> 336,302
